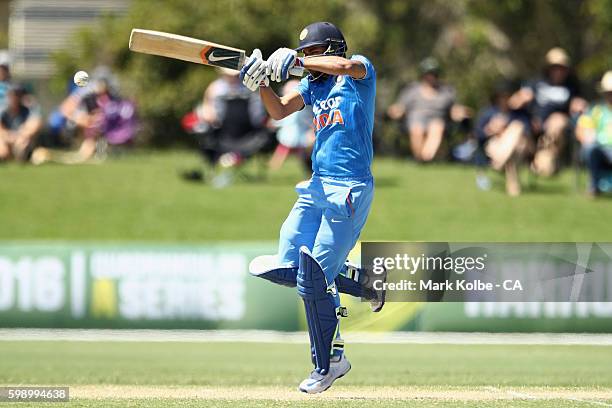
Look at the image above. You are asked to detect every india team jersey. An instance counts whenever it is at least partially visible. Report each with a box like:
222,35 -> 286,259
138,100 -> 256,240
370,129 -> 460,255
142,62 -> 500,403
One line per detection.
297,55 -> 376,178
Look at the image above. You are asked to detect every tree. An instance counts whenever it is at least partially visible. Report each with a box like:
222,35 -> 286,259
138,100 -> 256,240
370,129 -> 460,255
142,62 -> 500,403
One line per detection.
52,0 -> 612,147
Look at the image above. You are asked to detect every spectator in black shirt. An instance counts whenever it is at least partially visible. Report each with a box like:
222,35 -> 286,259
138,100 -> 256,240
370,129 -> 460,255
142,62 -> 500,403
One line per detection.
509,47 -> 587,176
0,85 -> 42,161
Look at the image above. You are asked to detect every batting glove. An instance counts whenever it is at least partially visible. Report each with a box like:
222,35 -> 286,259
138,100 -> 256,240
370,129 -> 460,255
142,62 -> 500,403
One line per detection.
267,47 -> 300,83
240,49 -> 269,91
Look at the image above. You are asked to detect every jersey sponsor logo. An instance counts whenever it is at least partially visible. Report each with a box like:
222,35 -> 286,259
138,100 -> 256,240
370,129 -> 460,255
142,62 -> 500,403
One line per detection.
313,109 -> 344,131
313,96 -> 342,114
312,96 -> 345,131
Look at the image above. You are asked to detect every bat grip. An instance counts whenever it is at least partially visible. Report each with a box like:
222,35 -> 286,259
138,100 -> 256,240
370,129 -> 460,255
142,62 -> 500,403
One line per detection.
243,56 -> 304,77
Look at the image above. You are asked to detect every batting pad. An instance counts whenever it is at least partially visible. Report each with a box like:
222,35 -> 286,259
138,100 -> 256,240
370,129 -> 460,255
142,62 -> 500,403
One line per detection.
297,247 -> 339,375
248,255 -> 298,287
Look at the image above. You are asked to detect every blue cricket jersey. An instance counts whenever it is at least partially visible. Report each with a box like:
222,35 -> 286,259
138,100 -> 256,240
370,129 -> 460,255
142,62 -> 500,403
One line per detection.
297,55 -> 376,179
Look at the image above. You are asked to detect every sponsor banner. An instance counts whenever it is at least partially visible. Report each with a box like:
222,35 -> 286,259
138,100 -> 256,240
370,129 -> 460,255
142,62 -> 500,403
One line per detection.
416,302 -> 612,332
1,242 -> 611,333
0,243 -> 299,330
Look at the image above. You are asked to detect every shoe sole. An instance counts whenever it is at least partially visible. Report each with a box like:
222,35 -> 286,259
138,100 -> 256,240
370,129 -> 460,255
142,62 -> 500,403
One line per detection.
298,363 -> 351,394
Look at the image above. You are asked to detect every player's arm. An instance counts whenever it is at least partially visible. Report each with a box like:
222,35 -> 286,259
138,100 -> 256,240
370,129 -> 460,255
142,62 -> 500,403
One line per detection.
259,88 -> 304,120
17,111 -> 43,143
575,111 -> 596,145
0,128 -> 10,147
301,56 -> 366,79
200,81 -> 220,124
267,48 -> 367,82
508,86 -> 534,110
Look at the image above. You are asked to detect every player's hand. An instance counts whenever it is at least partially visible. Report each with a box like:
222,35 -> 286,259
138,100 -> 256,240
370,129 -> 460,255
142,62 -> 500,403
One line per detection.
267,48 -> 299,82
240,49 -> 269,91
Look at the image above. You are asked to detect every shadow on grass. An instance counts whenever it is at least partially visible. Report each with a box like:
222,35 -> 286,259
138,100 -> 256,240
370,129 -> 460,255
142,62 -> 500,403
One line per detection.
478,171 -> 575,197
522,178 -> 573,196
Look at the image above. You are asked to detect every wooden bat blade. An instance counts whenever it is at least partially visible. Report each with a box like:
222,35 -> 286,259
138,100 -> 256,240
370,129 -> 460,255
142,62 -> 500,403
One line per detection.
129,29 -> 246,70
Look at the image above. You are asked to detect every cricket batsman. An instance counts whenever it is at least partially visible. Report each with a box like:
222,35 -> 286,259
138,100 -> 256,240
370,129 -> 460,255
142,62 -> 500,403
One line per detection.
240,22 -> 378,393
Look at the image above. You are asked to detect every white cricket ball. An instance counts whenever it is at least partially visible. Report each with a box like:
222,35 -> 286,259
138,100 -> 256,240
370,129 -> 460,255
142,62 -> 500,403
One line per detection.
73,70 -> 89,87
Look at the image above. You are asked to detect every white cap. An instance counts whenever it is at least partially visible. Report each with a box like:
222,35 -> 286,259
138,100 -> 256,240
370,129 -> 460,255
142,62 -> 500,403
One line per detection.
545,47 -> 570,67
600,70 -> 612,92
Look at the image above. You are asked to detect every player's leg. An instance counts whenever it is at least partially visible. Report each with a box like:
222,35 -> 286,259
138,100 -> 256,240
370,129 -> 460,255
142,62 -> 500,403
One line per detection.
504,158 -> 521,196
316,179 -> 376,280
268,143 -> 291,170
278,193 -> 322,264
421,118 -> 445,162
584,144 -> 612,194
486,120 -> 524,171
250,193 -> 321,286
297,246 -> 350,394
533,112 -> 569,176
297,201 -> 353,394
250,188 -> 382,303
0,136 -> 11,161
249,254 -> 381,301
298,179 -> 375,393
409,122 -> 425,161
344,178 -> 385,311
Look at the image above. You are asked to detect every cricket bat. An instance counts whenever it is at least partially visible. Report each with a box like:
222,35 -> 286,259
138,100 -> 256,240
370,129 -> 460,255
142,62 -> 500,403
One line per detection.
129,29 -> 303,76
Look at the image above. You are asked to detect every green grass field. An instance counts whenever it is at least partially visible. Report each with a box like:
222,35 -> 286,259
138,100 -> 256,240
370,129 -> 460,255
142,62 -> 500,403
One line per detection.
2,151 -> 612,406
1,340 -> 611,407
0,150 -> 610,242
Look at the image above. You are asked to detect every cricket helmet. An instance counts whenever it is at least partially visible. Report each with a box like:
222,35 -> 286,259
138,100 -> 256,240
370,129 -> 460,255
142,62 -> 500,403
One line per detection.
296,22 -> 347,57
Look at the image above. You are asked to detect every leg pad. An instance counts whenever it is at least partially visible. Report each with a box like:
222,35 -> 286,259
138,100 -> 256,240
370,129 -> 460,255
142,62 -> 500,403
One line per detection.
297,247 -> 338,375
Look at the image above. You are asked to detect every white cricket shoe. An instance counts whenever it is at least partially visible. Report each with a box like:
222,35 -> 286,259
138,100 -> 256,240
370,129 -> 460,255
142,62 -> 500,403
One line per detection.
298,354 -> 351,394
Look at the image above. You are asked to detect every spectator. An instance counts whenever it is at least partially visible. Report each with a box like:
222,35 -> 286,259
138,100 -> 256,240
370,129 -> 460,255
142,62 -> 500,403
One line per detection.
509,47 -> 587,176
0,84 -> 43,162
181,67 -> 271,186
44,66 -> 121,148
477,81 -> 533,196
576,71 -> 612,197
387,57 -> 471,162
0,64 -> 11,112
268,80 -> 314,171
32,71 -> 137,165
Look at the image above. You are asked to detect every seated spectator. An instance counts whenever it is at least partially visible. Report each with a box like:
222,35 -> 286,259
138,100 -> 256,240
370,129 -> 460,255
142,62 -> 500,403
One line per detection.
0,64 -> 12,112
387,57 -> 471,162
576,71 -> 612,197
477,81 -> 533,196
0,85 -> 43,162
509,47 -> 587,176
181,67 -> 271,186
268,80 -> 314,172
43,66 -> 121,148
32,73 -> 137,165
